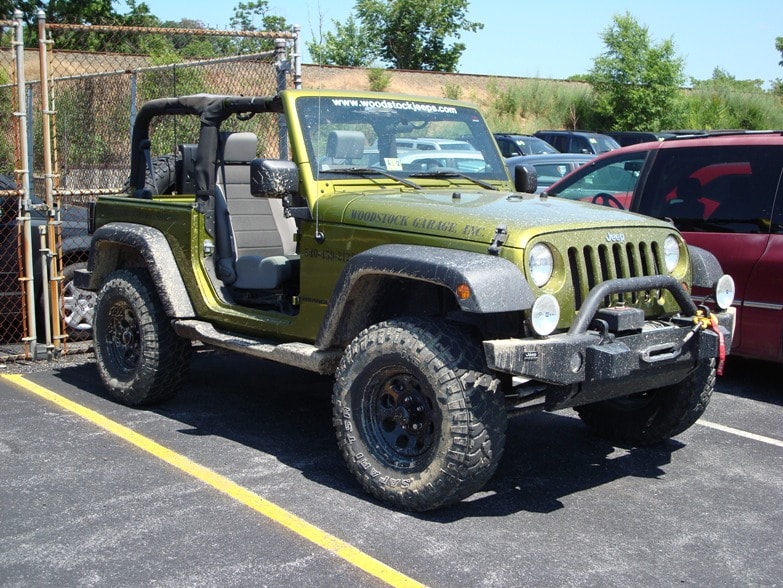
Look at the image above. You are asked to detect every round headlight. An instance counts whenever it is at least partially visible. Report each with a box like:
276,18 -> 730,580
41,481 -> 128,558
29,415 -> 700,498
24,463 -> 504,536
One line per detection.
715,274 -> 735,310
529,243 -> 554,287
530,294 -> 560,337
663,234 -> 680,272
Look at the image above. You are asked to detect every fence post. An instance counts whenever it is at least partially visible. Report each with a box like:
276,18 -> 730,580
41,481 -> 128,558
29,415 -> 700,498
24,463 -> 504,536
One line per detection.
275,38 -> 288,159
292,25 -> 301,89
13,9 -> 38,356
37,9 -> 62,355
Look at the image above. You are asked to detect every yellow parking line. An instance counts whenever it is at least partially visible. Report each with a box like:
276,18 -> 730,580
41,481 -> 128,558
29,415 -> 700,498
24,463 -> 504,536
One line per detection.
4,374 -> 426,588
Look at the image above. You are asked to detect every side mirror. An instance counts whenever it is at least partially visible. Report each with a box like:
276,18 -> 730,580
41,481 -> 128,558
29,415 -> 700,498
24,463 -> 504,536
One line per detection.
250,159 -> 299,198
514,164 -> 538,194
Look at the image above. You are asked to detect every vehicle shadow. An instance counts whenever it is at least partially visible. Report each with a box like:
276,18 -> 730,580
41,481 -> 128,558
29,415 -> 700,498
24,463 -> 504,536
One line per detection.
716,356 -> 783,406
53,347 -> 688,518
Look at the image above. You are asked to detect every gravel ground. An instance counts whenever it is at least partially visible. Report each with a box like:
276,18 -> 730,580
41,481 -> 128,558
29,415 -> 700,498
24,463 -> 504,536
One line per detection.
0,341 -> 95,374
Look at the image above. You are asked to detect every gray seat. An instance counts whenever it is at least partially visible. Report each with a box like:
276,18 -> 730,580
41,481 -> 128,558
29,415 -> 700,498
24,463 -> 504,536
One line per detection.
217,132 -> 298,290
320,130 -> 366,169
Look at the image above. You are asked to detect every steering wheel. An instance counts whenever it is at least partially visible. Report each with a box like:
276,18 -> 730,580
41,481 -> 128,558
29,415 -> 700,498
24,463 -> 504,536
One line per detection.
591,192 -> 625,209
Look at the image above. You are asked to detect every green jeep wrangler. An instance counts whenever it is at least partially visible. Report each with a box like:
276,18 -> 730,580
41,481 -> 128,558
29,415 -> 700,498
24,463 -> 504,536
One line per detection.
78,90 -> 735,511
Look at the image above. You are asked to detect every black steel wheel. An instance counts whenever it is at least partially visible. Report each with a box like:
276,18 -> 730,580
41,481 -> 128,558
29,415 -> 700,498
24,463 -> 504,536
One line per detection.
333,317 -> 506,511
93,268 -> 191,406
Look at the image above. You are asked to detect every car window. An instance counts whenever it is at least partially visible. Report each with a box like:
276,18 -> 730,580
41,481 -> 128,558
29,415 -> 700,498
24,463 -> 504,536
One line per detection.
636,145 -> 783,234
534,163 -> 572,186
551,136 -> 569,152
549,152 -> 648,207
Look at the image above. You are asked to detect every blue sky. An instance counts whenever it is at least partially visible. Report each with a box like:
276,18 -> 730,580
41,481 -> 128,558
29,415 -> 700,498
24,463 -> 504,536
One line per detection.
131,0 -> 783,88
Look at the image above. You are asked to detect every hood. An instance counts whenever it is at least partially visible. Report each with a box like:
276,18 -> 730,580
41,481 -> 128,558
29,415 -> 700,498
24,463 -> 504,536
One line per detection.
320,188 -> 673,249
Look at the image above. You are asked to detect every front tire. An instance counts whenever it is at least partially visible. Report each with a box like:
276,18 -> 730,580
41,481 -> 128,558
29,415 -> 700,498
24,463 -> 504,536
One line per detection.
93,268 -> 191,406
575,358 -> 715,446
332,317 -> 506,511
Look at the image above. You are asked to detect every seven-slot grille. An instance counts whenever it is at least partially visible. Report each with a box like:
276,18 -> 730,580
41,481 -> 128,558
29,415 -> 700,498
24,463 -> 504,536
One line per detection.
568,240 -> 664,310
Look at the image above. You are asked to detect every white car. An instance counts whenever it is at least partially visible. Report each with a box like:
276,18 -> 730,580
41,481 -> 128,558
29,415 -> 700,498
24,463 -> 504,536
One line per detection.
396,149 -> 487,173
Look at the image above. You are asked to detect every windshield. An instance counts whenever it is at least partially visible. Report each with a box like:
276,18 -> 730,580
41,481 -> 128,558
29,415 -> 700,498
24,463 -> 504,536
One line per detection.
548,151 -> 648,209
294,96 -> 508,184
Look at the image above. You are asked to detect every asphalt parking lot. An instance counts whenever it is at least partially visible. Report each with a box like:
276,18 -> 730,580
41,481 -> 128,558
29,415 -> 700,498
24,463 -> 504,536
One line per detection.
1,348 -> 781,587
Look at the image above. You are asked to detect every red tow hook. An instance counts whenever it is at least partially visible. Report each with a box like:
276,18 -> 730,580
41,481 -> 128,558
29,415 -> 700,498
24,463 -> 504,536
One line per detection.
709,313 -> 727,376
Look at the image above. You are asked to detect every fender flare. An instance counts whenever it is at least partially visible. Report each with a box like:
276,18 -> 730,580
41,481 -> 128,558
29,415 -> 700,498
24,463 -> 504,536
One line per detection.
316,243 -> 534,348
688,244 -> 724,289
83,222 -> 195,318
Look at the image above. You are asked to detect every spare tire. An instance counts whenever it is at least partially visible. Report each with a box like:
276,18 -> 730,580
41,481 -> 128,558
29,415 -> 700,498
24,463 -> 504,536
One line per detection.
123,155 -> 177,195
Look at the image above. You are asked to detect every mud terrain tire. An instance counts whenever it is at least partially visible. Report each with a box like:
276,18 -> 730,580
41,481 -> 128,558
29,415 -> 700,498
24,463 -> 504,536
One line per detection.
575,358 -> 715,446
332,317 -> 506,511
93,268 -> 191,406
124,155 -> 177,195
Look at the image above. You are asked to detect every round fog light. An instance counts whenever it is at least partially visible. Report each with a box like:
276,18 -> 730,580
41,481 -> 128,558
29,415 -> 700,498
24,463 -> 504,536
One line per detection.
531,294 -> 560,337
715,274 -> 735,310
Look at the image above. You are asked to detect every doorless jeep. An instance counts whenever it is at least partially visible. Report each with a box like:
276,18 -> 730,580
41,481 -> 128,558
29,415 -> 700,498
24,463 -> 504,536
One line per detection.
77,90 -> 735,511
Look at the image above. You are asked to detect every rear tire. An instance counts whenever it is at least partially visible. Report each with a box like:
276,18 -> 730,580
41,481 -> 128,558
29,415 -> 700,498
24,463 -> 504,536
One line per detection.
93,268 -> 191,406
333,317 -> 506,511
575,358 -> 715,446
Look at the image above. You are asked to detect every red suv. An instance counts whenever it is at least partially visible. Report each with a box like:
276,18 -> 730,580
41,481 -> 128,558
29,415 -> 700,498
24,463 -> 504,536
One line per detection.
545,132 -> 783,363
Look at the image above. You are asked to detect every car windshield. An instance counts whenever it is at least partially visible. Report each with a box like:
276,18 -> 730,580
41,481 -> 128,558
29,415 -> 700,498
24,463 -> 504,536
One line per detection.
294,96 -> 508,184
524,137 -> 558,154
548,152 -> 648,208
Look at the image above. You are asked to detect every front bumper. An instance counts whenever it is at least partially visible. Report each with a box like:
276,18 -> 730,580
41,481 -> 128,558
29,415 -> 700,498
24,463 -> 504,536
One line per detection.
483,275 -> 734,410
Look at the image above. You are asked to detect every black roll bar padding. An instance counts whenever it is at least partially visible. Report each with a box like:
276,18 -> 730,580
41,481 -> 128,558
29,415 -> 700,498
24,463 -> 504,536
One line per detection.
128,94 -> 283,193
568,275 -> 698,336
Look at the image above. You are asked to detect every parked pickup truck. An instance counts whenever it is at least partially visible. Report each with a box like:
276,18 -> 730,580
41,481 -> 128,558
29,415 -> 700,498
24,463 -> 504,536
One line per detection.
77,90 -> 735,511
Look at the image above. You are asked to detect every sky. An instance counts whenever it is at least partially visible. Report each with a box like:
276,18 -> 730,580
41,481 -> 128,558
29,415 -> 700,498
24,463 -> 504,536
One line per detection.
129,0 -> 783,89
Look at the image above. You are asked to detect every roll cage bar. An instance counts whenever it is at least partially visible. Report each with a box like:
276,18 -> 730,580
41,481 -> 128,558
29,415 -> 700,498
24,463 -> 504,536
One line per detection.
128,94 -> 283,198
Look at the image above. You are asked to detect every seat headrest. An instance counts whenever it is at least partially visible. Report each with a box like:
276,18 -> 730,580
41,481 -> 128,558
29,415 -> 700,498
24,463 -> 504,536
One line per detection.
326,130 -> 366,160
223,132 -> 258,162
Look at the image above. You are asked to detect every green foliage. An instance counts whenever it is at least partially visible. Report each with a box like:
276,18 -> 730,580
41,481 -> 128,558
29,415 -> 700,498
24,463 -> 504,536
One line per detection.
691,67 -> 765,93
309,0 -> 482,71
483,78 -> 597,133
307,15 -> 377,67
367,67 -> 392,92
683,85 -> 783,130
0,69 -> 14,176
228,1 -> 289,54
442,82 -> 462,100
588,12 -> 685,131
357,0 -> 483,71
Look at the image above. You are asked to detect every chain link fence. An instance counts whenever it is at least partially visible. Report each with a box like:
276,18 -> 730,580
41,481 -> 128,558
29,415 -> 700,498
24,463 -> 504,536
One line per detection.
0,13 -> 299,362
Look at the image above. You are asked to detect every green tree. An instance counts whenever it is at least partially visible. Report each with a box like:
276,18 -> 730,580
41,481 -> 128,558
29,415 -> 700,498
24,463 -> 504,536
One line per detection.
691,67 -> 764,93
229,1 -> 289,54
588,12 -> 684,130
309,0 -> 483,72
307,15 -> 377,67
